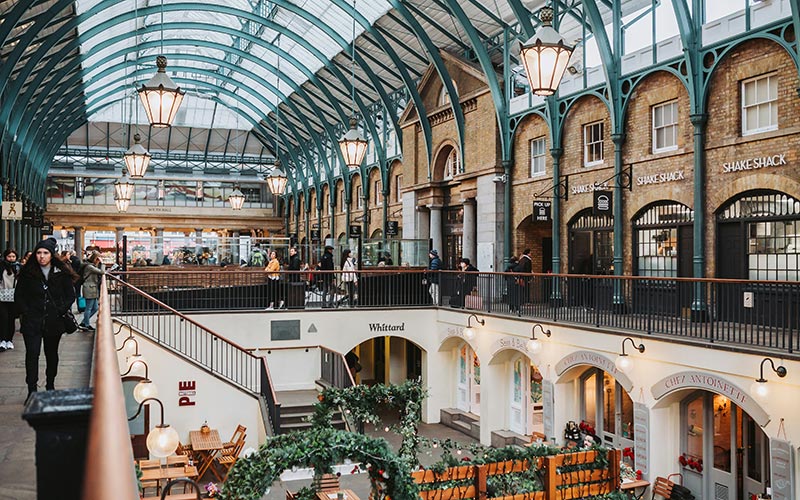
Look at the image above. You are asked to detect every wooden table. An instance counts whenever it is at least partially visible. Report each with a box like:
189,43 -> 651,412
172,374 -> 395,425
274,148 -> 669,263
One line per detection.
189,429 -> 224,479
621,479 -> 650,500
140,465 -> 199,482
316,490 -> 361,500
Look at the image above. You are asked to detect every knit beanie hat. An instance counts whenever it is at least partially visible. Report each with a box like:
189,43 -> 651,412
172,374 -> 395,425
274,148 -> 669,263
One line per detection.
34,237 -> 58,256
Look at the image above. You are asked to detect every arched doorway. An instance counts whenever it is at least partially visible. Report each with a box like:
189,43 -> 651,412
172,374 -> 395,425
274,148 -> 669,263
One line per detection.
680,391 -> 769,500
516,214 -> 552,273
568,208 -> 614,275
579,368 -> 635,451
349,337 -> 423,386
508,355 -> 544,436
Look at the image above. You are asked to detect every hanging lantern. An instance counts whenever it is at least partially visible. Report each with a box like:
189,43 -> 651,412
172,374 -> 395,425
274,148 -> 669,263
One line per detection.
519,6 -> 574,96
114,170 -> 135,201
137,56 -> 185,128
265,160 -> 288,195
338,117 -> 368,170
228,186 -> 245,210
115,196 -> 130,213
124,133 -> 152,178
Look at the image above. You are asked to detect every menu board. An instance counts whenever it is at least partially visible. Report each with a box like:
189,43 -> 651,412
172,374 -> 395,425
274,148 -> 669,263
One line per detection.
770,438 -> 794,500
633,402 -> 649,479
542,380 -> 555,442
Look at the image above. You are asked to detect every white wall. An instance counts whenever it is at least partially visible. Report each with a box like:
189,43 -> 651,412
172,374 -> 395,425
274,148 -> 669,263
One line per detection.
115,323 -> 266,457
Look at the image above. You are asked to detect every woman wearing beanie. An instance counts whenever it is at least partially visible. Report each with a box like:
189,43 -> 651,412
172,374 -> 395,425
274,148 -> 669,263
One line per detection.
0,249 -> 21,350
14,238 -> 77,400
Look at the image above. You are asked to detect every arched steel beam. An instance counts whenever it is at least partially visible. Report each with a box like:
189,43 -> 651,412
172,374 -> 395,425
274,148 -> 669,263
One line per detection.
506,0 -> 535,39
581,0 -> 620,129
389,0 -> 464,179
439,0 -> 510,161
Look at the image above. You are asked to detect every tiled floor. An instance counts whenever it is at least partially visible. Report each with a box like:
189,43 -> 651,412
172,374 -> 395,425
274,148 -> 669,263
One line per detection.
0,328 -> 94,500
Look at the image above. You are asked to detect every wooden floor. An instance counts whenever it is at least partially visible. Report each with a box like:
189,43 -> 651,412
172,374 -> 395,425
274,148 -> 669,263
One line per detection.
0,327 -> 94,500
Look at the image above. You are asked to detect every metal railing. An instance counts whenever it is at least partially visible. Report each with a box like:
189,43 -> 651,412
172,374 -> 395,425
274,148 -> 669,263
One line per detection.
112,269 -> 800,356
106,274 -> 282,431
82,276 -> 139,500
320,347 -> 356,389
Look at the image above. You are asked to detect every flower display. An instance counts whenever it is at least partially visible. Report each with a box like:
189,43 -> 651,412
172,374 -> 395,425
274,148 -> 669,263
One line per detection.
205,482 -> 220,498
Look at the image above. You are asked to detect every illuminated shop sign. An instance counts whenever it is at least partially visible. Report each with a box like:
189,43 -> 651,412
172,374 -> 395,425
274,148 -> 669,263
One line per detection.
722,153 -> 786,173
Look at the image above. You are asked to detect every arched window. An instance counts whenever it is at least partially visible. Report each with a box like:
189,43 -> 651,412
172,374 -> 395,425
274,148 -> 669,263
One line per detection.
438,81 -> 458,107
633,201 -> 693,277
444,148 -> 460,180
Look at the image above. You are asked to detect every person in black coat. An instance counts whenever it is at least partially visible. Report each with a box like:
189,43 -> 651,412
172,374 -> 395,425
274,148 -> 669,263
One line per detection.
319,245 -> 335,307
0,249 -> 21,351
510,248 -> 533,312
14,238 -> 77,400
287,247 -> 302,282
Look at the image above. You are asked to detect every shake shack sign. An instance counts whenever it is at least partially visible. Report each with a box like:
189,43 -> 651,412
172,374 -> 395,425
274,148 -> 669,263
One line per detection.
723,153 -> 787,173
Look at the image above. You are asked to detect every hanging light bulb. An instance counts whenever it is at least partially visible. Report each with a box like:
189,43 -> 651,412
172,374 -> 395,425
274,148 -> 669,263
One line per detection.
123,134 -> 152,178
615,338 -> 645,374
519,6 -> 574,96
463,313 -> 484,341
138,55 -> 185,128
228,185 -> 245,210
114,170 -> 135,201
338,0 -> 369,170
266,160 -> 288,195
750,357 -> 788,401
526,324 -> 551,354
134,379 -> 159,403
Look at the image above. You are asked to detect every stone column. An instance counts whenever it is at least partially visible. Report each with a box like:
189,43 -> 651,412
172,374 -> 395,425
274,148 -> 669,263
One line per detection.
232,231 -> 241,265
429,205 -> 443,255
154,228 -> 164,264
73,226 -> 83,256
115,227 -> 125,267
462,199 -> 477,264
195,228 -> 203,256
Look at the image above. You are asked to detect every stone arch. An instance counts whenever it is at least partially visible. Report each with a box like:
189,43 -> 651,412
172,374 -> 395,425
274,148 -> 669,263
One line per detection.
712,179 -> 800,215
511,112 -> 550,183
622,69 -> 691,126
650,371 -> 770,426
432,140 -> 459,181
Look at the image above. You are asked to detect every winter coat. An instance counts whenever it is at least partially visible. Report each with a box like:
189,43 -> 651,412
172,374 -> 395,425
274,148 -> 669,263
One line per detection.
14,264 -> 75,336
427,256 -> 442,284
81,261 -> 105,299
514,254 -> 532,274
265,258 -> 281,280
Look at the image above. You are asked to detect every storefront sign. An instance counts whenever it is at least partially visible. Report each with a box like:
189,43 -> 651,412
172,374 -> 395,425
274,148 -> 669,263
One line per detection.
571,181 -> 609,195
178,380 -> 196,407
542,380 -> 555,441
636,170 -> 685,186
349,225 -> 362,238
770,438 -> 794,500
310,229 -> 321,241
490,336 -> 528,358
368,322 -> 405,332
722,153 -> 786,173
593,190 -> 613,216
533,201 -> 551,222
555,351 -> 633,392
650,371 -> 770,426
147,207 -> 173,213
1,201 -> 22,220
633,402 -> 649,480
41,221 -> 54,234
386,220 -> 399,236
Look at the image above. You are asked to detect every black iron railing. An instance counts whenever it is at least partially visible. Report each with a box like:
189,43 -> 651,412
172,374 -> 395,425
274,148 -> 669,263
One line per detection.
112,270 -> 799,356
106,274 -> 283,431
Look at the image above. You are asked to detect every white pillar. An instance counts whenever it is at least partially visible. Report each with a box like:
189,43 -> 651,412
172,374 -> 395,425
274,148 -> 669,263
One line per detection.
195,228 -> 203,255
462,199 -> 476,265
154,228 -> 165,264
429,205 -> 443,255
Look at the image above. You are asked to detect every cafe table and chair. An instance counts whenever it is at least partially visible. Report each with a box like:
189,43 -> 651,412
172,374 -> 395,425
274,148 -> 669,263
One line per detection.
189,427 -> 224,479
315,490 -> 361,500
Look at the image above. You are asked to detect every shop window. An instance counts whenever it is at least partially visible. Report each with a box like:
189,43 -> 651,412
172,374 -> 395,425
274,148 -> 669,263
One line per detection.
444,149 -> 460,179
529,137 -> 546,177
580,369 -> 634,451
356,185 -> 363,209
634,202 -> 694,277
395,174 -> 402,203
583,121 -> 604,167
652,101 -> 678,152
742,74 -> 778,136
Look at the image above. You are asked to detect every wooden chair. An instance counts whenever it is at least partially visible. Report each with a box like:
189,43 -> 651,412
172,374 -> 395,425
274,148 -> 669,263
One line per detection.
213,436 -> 246,481
166,455 -> 189,467
223,424 -> 247,449
137,459 -> 162,497
312,473 -> 341,492
652,477 -> 675,500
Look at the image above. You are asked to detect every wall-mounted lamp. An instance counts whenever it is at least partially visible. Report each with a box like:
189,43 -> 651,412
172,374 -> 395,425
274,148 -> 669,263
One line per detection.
463,313 -> 485,340
128,397 -> 180,458
526,324 -> 551,354
751,357 -> 787,401
616,337 -> 645,373
116,335 -> 146,368
121,359 -> 159,403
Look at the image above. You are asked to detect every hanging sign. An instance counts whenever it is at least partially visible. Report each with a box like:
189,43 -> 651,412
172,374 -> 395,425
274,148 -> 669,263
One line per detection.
1,201 -> 22,220
22,207 -> 35,224
533,201 -> 551,222
385,220 -> 399,236
633,402 -> 649,479
310,229 -> 321,242
593,190 -> 612,216
542,380 -> 555,442
770,438 -> 794,500
349,225 -> 362,238
41,221 -> 54,234
33,213 -> 44,228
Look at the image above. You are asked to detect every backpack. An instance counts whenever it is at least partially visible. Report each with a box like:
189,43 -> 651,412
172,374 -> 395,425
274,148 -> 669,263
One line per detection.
250,250 -> 265,267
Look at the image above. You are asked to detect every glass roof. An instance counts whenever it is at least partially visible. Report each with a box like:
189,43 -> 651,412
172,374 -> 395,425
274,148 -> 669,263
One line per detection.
75,0 -> 393,129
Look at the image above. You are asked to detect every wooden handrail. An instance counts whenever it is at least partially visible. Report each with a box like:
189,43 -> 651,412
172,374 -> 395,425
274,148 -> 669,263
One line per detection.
82,276 -> 139,500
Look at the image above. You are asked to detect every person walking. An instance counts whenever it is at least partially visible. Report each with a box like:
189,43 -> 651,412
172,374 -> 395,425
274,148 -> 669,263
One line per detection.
265,250 -> 282,309
78,251 -> 105,332
511,249 -> 532,312
0,249 -> 21,350
14,237 -> 77,399
287,247 -> 301,281
426,249 -> 442,305
319,245 -> 335,307
340,249 -> 358,307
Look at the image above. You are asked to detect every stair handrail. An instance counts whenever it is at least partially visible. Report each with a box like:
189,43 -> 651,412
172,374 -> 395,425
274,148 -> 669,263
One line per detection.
106,273 -> 282,431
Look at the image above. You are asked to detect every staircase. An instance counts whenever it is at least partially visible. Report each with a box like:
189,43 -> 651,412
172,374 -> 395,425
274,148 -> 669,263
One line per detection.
440,408 -> 480,440
276,390 -> 346,434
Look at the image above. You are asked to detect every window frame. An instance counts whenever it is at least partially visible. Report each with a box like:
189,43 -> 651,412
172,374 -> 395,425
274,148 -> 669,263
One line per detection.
741,73 -> 778,136
444,148 -> 460,179
374,179 -> 382,206
529,137 -> 547,177
394,174 -> 403,203
651,100 -> 679,153
356,185 -> 364,209
583,121 -> 604,167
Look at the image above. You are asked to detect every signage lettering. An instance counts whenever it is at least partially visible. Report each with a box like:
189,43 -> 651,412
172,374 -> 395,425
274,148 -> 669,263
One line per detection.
491,336 -> 528,357
637,170 -> 685,186
633,403 -> 649,479
386,220 -> 399,236
368,322 -> 405,332
542,381 -> 555,442
555,350 -> 634,392
722,153 -> 786,173
178,380 -> 197,407
533,201 -> 551,222
770,438 -> 795,500
147,207 -> 173,213
571,181 -> 609,195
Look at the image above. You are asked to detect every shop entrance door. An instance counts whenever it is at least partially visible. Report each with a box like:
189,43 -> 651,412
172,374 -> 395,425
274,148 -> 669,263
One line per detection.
457,344 -> 470,412
509,357 -> 527,435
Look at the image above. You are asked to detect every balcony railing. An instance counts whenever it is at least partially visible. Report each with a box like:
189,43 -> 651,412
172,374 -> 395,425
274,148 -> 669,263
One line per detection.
113,269 -> 799,357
